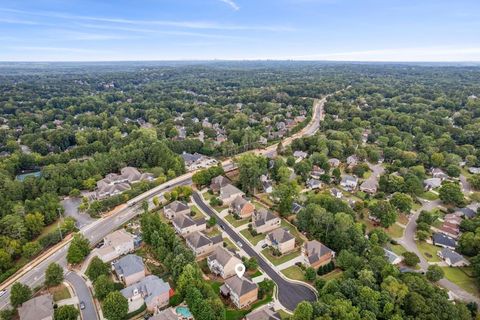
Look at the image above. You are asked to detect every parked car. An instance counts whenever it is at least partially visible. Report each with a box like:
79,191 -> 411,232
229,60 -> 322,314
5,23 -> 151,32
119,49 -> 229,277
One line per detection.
236,241 -> 243,248
80,301 -> 85,310
0,290 -> 6,297
261,243 -> 268,249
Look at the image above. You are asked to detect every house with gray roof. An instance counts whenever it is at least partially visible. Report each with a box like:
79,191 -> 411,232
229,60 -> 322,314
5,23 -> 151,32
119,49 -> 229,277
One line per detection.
292,202 -> 304,214
18,294 -> 53,320
328,158 -> 340,168
210,175 -> 231,193
302,240 -> 334,268
230,196 -> 255,219
424,178 -> 442,190
360,177 -> 379,194
97,229 -> 135,262
207,246 -> 242,279
245,305 -> 281,320
121,275 -> 173,313
95,166 -> 153,199
172,213 -> 206,236
220,276 -> 258,309
468,167 -> 480,174
164,200 -> 190,220
306,178 -> 322,190
455,206 -> 478,219
266,228 -> 295,254
340,175 -> 358,190
252,209 -> 281,234
384,248 -> 402,265
220,184 -> 245,205
438,248 -> 470,267
293,150 -> 308,162
113,254 -> 146,286
186,232 -> 223,257
432,232 -> 457,250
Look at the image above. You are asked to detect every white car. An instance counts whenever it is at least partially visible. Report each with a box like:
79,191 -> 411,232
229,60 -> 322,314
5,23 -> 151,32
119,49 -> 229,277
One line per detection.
236,241 -> 243,248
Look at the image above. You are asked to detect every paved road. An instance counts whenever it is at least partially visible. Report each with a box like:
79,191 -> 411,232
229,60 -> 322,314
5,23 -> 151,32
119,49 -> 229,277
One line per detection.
397,199 -> 480,304
65,271 -> 98,320
192,192 -> 316,311
0,92 -> 332,311
460,174 -> 472,194
62,197 -> 95,229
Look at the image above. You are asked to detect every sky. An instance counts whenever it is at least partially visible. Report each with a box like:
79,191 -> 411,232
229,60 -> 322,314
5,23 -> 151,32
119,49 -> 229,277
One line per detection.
0,0 -> 479,62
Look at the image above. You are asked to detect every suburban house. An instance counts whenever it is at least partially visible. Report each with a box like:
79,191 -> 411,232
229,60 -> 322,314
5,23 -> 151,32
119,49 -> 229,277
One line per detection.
291,202 -> 304,214
113,254 -> 146,286
424,178 -> 442,190
18,294 -> 53,320
384,248 -> 402,265
432,233 -> 457,250
328,158 -> 340,168
185,232 -> 223,257
95,167 -> 154,199
439,221 -> 460,239
455,206 -> 478,219
210,175 -> 231,193
306,178 -> 322,190
302,240 -> 335,268
245,305 -> 281,320
181,152 -> 217,171
265,228 -> 295,254
438,248 -> 470,267
220,184 -> 245,205
220,276 -> 259,309
330,188 -> 343,199
149,308 -> 177,320
444,213 -> 462,226
260,175 -> 273,193
310,165 -> 325,179
469,167 -> 480,174
172,213 -> 206,236
230,196 -> 255,219
340,175 -> 358,190
207,246 -> 242,279
346,155 -> 358,167
293,150 -> 308,162
360,177 -> 378,194
121,275 -> 173,313
97,229 -> 135,262
431,168 -> 449,180
252,209 -> 281,234
163,201 -> 190,220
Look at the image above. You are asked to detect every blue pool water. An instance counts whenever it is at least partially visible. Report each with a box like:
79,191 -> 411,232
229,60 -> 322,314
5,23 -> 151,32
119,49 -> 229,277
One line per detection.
16,171 -> 41,181
176,306 -> 193,318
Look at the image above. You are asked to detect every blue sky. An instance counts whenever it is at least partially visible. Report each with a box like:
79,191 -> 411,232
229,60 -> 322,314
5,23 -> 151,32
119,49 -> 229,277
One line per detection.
0,0 -> 479,61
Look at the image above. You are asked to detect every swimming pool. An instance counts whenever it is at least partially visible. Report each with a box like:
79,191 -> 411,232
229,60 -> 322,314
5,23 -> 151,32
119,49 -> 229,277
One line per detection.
176,306 -> 193,318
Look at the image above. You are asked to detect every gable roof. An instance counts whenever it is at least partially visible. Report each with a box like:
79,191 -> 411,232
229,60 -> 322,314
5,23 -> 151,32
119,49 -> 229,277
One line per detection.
173,213 -> 205,229
186,232 -> 222,249
439,248 -> 467,265
268,228 -> 294,245
113,254 -> 144,277
104,229 -> 134,247
253,209 -> 278,227
245,306 -> 281,320
224,276 -> 258,296
292,202 -> 304,214
304,240 -> 333,264
432,232 -> 457,248
18,294 -> 53,320
211,175 -> 230,188
121,275 -> 171,304
341,175 -> 358,184
220,184 -> 244,199
165,200 -> 189,213
208,246 -> 241,267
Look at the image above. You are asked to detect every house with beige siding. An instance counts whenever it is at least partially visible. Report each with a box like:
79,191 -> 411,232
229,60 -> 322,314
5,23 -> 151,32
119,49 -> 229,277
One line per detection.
252,209 -> 281,234
121,275 -> 173,313
302,240 -> 334,268
186,232 -> 223,258
207,246 -> 242,279
230,196 -> 255,219
97,229 -> 135,262
220,276 -> 258,309
220,184 -> 245,205
113,254 -> 146,286
172,213 -> 206,236
163,201 -> 190,220
265,228 -> 295,254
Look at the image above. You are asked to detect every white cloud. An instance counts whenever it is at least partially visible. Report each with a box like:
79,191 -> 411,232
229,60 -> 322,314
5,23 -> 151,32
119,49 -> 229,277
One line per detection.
219,0 -> 240,11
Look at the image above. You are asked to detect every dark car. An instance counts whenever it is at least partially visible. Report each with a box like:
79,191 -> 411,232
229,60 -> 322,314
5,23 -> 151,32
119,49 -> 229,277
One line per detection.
80,301 -> 85,310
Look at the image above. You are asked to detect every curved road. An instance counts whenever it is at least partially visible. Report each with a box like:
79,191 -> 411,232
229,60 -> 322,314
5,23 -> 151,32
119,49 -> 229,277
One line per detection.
0,92 -> 334,311
65,272 -> 97,320
192,192 -> 317,311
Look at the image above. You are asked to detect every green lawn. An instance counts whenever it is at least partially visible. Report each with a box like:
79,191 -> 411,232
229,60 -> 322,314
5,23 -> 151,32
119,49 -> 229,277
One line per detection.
282,265 -> 305,281
389,244 -> 407,256
223,238 -> 239,251
225,214 -> 250,227
321,269 -> 343,281
442,267 -> 479,297
419,191 -> 439,201
202,191 -> 214,201
190,205 -> 204,219
416,241 -> 441,262
209,280 -> 222,295
280,220 -> 304,245
252,200 -> 269,211
240,229 -> 265,245
386,223 -> 405,239
206,226 -> 222,237
225,291 -> 274,320
52,284 -> 71,301
262,248 -> 300,266
37,219 -> 62,241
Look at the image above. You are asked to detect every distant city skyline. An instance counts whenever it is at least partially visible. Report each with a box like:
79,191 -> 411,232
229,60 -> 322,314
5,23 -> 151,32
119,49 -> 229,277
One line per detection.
0,0 -> 479,61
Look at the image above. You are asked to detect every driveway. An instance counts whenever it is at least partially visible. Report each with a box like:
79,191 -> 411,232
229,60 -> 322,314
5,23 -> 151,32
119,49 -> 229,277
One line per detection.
192,192 -> 316,311
65,271 -> 98,320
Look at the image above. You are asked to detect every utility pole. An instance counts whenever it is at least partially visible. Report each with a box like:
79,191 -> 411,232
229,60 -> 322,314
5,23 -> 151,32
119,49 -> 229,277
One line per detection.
57,207 -> 63,240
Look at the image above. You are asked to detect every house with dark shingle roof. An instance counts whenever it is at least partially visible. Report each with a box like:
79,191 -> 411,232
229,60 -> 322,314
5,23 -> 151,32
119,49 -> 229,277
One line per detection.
432,232 -> 457,250
265,228 -> 295,254
121,275 -> 173,313
210,175 -> 231,193
230,196 -> 255,219
220,184 -> 245,205
302,240 -> 334,268
163,200 -> 190,220
113,254 -> 145,286
207,246 -> 242,279
252,209 -> 281,234
438,248 -> 470,267
220,276 -> 258,309
172,213 -> 206,236
186,232 -> 223,257
245,305 -> 281,320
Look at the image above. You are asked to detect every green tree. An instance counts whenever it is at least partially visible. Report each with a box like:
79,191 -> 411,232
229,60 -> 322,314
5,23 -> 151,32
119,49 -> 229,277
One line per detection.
236,153 -> 268,194
293,301 -> 313,320
439,183 -> 464,206
426,265 -> 444,282
86,256 -> 110,281
468,175 -> 480,191
102,291 -> 128,320
0,249 -> 12,273
45,262 -> 64,287
24,212 -> 45,239
391,192 -> 413,213
54,305 -> 79,320
10,282 -> 31,307
369,200 -> 397,228
273,181 -> 300,216
304,267 -> 316,281
22,241 -> 42,258
93,275 -> 115,301
402,251 -> 420,267
67,234 -> 91,264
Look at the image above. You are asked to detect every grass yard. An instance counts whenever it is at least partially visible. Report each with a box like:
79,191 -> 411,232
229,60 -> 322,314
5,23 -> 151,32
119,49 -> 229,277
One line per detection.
202,191 -> 214,201
280,220 -> 305,245
416,241 -> 441,262
209,280 -> 222,295
190,205 -> 204,219
278,309 -> 292,319
389,244 -> 407,256
240,229 -> 265,245
225,214 -> 250,227
252,200 -> 269,211
51,284 -> 71,302
419,191 -> 439,201
281,265 -> 305,282
37,219 -> 62,241
225,292 -> 274,320
398,214 -> 409,225
258,194 -> 274,207
262,248 -> 300,266
442,267 -> 480,297
223,238 -> 239,251
386,223 -> 405,239
321,269 -> 343,281
206,226 -> 222,237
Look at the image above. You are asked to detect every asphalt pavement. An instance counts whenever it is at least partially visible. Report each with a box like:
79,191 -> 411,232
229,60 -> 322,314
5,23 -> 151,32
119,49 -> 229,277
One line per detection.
65,271 -> 98,320
192,192 -> 317,311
